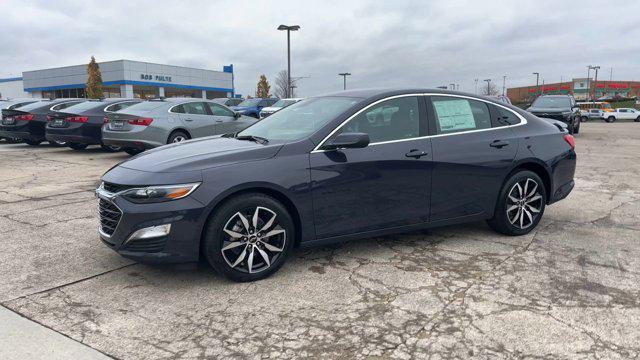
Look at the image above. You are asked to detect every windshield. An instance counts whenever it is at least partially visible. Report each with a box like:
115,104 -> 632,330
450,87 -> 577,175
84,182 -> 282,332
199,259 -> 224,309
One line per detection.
532,97 -> 571,109
237,97 -> 361,142
62,101 -> 104,113
272,99 -> 297,108
237,99 -> 261,107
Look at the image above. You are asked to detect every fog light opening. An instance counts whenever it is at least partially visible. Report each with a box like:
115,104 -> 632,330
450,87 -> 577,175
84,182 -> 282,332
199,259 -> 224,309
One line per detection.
127,224 -> 171,242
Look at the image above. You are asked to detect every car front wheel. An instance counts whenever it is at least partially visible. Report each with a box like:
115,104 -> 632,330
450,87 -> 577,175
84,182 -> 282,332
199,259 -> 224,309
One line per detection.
635,116 -> 640,123
123,148 -> 143,156
203,193 -> 294,282
487,170 -> 546,236
605,116 -> 616,123
68,142 -> 88,150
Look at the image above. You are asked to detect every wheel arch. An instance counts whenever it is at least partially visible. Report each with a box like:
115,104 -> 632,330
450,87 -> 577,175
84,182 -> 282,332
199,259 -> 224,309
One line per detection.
509,159 -> 553,204
167,128 -> 192,143
198,183 -> 304,256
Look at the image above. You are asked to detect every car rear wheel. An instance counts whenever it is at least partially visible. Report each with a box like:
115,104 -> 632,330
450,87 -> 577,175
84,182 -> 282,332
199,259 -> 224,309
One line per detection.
580,116 -> 588,122
635,116 -> 640,122
24,140 -> 42,146
49,140 -> 67,147
101,144 -> 122,152
605,116 -> 616,123
68,142 -> 88,150
167,130 -> 189,144
573,119 -> 580,134
487,170 -> 546,236
203,193 -> 294,282
123,148 -> 143,156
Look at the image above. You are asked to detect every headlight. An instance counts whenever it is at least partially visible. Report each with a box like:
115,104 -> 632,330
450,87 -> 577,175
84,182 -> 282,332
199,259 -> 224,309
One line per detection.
121,183 -> 200,203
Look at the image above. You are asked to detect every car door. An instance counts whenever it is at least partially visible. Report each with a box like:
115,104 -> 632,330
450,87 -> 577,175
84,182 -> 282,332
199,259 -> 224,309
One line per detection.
309,95 -> 432,239
206,102 -> 241,134
427,95 -> 519,222
179,102 -> 215,138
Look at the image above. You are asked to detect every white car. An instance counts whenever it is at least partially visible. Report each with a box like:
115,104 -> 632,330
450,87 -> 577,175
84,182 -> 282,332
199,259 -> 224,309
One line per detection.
603,108 -> 640,123
259,98 -> 303,119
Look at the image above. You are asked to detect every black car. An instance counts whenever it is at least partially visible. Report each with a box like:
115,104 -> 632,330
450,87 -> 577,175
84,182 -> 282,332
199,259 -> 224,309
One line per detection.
96,89 -> 576,282
527,95 -> 581,134
46,98 -> 141,151
0,98 -> 84,146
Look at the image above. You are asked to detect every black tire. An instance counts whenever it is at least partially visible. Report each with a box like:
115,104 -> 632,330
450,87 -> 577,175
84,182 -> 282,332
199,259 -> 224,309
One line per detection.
49,140 -> 66,147
573,119 -> 580,134
203,193 -> 295,282
67,142 -> 88,150
101,144 -> 122,152
487,170 -> 547,236
167,130 -> 190,144
580,116 -> 588,122
24,139 -> 42,146
123,147 -> 143,156
605,116 -> 616,123
635,116 -> 640,123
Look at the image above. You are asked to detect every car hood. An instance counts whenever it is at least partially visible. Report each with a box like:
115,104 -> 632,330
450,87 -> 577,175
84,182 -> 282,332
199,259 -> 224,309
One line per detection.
118,136 -> 283,173
527,107 -> 570,114
260,106 -> 282,112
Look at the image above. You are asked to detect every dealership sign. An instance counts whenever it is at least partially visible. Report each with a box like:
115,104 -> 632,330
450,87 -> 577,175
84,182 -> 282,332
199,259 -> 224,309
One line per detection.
140,74 -> 172,82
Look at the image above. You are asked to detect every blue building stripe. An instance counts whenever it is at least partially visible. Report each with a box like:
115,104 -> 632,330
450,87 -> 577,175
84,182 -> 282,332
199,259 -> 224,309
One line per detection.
24,80 -> 233,93
0,77 -> 23,83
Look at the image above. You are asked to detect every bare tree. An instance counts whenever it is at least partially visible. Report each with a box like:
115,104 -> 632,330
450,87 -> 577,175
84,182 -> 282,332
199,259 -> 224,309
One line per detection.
274,70 -> 289,98
481,81 -> 500,96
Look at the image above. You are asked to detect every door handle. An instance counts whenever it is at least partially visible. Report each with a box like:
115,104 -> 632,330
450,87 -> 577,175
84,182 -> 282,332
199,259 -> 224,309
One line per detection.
184,118 -> 194,122
405,149 -> 429,159
490,140 -> 510,148
216,120 -> 223,123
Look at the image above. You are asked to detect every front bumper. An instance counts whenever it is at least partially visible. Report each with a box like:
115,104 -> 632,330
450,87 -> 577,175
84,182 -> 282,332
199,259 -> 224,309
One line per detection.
96,185 -> 206,264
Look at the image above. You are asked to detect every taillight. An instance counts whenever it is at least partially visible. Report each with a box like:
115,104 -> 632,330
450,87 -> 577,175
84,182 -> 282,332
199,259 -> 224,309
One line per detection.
15,114 -> 34,121
128,117 -> 153,126
66,116 -> 89,123
103,116 -> 109,124
563,134 -> 575,149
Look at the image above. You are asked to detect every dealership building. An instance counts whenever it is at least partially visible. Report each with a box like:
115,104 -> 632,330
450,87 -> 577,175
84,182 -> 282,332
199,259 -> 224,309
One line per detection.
0,59 -> 235,100
507,78 -> 640,103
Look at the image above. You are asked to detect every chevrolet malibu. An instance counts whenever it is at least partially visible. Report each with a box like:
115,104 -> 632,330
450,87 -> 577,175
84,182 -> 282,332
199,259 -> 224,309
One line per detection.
97,89 -> 576,282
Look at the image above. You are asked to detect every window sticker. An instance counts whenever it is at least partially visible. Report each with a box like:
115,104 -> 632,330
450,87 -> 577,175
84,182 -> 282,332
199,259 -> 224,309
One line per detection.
433,99 -> 476,131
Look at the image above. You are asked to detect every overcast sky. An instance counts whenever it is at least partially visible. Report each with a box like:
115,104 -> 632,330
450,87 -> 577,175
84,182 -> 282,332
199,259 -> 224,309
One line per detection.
1,0 -> 639,97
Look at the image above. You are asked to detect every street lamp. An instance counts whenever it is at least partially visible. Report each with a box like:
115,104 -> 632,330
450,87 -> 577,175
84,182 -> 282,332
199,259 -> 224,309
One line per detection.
338,72 -> 351,90
484,79 -> 491,95
277,24 -> 300,98
588,65 -> 600,107
502,75 -> 507,96
533,72 -> 540,95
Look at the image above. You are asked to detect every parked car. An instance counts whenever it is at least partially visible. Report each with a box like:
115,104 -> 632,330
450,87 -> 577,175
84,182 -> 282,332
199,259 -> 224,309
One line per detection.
231,98 -> 279,118
580,108 -> 604,122
212,98 -> 244,107
96,89 -> 576,282
0,98 -> 40,142
0,98 -> 84,146
45,98 -> 141,151
102,98 -> 257,155
527,95 -> 581,134
603,108 -> 640,123
259,98 -> 303,118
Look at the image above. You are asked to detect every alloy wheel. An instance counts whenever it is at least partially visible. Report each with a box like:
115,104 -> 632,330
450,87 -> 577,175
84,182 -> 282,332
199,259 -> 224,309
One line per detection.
172,136 -> 187,143
506,178 -> 543,229
221,206 -> 286,274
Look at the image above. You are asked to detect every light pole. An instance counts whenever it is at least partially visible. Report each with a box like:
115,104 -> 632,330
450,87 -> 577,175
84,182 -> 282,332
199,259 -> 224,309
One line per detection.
586,65 -> 592,101
589,65 -> 600,107
484,79 -> 491,95
502,75 -> 507,96
533,72 -> 540,95
474,79 -> 478,94
338,73 -> 351,90
277,24 -> 300,98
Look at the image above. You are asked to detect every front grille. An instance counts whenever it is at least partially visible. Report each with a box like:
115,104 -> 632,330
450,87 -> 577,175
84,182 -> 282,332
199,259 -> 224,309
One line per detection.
99,199 -> 122,236
123,237 -> 167,253
103,182 -> 137,194
533,113 -> 566,121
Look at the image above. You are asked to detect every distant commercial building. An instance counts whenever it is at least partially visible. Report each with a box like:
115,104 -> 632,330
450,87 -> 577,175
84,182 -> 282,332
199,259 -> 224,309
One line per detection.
507,78 -> 640,103
0,59 -> 235,100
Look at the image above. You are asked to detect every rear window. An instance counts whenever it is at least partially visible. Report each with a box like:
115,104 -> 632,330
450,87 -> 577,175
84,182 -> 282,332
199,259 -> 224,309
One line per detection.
51,101 -> 83,111
12,101 -> 54,111
61,101 -> 104,113
117,101 -> 165,112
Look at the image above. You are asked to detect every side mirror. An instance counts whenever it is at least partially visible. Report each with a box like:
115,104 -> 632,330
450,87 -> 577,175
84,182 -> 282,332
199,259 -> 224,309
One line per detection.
233,112 -> 241,119
323,132 -> 370,150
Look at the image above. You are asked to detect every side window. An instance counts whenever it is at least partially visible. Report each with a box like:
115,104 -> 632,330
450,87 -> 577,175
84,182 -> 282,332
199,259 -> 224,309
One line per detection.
207,103 -> 235,117
182,102 -> 207,115
170,104 -> 185,114
334,96 -> 420,143
431,97 -> 491,134
493,105 -> 521,126
258,100 -> 269,107
619,109 -> 627,113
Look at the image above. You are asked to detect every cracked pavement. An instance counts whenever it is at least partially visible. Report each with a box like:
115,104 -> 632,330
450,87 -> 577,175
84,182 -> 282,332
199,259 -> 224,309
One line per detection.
0,122 -> 639,359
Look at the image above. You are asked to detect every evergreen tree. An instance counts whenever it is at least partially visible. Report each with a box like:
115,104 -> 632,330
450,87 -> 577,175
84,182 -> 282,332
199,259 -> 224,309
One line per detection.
256,74 -> 271,98
86,56 -> 103,99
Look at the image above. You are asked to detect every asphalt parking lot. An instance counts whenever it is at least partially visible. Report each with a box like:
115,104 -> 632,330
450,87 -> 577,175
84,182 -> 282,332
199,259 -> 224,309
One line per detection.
1,122 -> 639,359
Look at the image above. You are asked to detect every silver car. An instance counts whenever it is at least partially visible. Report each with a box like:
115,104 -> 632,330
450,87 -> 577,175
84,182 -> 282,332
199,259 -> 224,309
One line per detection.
102,98 -> 257,155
